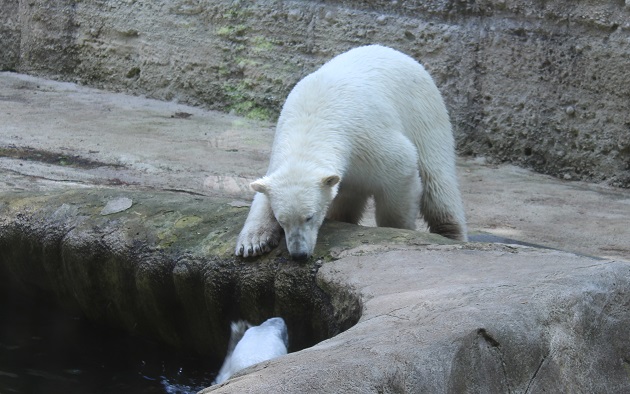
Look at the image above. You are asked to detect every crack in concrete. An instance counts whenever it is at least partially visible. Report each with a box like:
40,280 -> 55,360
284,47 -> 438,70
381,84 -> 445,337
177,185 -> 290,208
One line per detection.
0,145 -> 124,169
524,353 -> 549,394
478,328 -> 513,394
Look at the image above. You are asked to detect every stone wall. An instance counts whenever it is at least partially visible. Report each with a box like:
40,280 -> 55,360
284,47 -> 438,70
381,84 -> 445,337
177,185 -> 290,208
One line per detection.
1,0 -> 629,186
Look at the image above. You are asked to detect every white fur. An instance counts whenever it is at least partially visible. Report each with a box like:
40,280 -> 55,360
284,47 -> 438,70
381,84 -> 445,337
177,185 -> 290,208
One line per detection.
212,317 -> 289,385
236,45 -> 467,260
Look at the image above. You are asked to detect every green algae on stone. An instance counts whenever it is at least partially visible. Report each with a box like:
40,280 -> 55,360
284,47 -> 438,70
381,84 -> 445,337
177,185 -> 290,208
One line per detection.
174,215 -> 202,228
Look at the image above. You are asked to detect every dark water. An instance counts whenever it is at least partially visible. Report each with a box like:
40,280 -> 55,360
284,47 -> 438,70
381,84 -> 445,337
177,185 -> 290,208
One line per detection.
0,290 -> 217,394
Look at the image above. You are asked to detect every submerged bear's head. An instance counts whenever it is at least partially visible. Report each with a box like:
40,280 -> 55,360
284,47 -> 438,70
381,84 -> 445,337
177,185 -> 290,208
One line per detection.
251,168 -> 340,261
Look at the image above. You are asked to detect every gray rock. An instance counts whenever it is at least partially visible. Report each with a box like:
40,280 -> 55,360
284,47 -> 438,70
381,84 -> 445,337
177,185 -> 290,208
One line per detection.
205,247 -> 630,393
100,196 -> 133,215
1,188 -> 628,393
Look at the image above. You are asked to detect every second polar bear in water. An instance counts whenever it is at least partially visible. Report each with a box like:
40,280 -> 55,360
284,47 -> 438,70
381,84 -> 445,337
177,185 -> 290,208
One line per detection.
236,44 -> 467,260
213,317 -> 288,385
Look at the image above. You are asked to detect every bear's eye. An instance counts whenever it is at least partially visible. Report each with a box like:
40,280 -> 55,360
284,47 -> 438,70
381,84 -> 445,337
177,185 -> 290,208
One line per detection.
305,215 -> 313,223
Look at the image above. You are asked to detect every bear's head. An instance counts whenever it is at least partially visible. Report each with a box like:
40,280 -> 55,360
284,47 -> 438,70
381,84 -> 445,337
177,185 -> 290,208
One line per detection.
251,168 -> 340,261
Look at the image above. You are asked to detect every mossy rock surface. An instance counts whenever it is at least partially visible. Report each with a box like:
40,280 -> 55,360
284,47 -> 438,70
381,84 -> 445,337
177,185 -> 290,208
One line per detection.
0,188 -> 451,360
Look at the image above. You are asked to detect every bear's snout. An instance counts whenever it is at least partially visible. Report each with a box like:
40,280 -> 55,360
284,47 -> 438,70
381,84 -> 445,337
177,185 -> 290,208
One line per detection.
286,231 -> 313,261
290,252 -> 309,261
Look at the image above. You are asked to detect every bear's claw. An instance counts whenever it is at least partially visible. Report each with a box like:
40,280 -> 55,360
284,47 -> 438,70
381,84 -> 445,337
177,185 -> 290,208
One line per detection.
235,231 -> 281,258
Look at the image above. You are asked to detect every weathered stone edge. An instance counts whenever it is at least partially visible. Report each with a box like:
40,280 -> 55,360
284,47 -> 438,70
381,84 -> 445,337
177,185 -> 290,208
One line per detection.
0,187 -> 450,358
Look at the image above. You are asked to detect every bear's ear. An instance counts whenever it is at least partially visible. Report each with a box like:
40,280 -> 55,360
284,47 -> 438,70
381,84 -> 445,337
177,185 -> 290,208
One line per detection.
251,178 -> 270,194
321,175 -> 341,188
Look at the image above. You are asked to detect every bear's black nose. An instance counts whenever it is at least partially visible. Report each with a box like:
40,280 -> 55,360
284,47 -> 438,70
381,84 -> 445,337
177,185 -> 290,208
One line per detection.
291,252 -> 309,261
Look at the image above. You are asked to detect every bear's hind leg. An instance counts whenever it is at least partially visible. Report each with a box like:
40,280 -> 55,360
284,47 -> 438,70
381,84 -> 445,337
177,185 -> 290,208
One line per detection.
235,192 -> 283,257
421,186 -> 467,241
374,172 -> 421,230
327,187 -> 369,224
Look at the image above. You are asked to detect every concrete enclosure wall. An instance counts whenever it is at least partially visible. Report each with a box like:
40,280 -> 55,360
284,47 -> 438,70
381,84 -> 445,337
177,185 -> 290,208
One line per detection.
1,0 -> 629,186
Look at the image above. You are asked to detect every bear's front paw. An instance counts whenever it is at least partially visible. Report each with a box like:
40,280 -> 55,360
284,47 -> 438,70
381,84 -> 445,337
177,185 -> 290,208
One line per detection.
235,225 -> 282,257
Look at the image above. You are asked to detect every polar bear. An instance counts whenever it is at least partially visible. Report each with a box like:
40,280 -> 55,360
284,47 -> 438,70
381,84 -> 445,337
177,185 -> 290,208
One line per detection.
235,44 -> 467,260
212,317 -> 289,385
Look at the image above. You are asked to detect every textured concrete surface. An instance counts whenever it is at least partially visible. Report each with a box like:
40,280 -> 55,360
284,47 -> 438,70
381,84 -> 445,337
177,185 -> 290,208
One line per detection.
1,0 -> 629,186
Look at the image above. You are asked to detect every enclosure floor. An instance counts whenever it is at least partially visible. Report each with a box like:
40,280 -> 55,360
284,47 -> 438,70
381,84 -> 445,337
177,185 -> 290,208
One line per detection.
1,71 -> 628,261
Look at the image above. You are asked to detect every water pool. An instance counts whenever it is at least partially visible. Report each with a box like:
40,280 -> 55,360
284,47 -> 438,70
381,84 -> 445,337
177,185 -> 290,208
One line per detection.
0,290 -> 217,394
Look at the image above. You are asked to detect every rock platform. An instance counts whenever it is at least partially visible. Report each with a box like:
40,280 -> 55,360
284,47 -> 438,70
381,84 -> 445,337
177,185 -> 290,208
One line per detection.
1,73 -> 629,393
